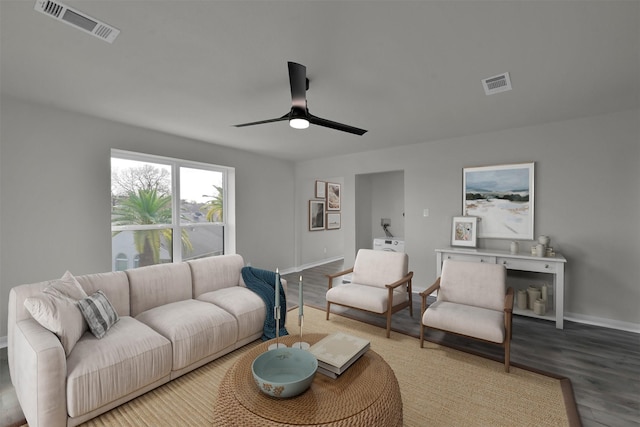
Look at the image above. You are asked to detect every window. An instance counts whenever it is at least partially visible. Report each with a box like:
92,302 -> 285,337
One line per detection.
110,150 -> 235,271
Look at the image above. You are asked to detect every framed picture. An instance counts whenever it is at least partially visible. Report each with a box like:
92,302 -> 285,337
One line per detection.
463,162 -> 535,240
451,216 -> 478,247
315,180 -> 326,198
309,200 -> 326,231
327,182 -> 341,211
326,212 -> 341,230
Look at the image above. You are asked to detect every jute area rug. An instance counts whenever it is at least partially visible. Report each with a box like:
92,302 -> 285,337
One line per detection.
67,306 -> 576,427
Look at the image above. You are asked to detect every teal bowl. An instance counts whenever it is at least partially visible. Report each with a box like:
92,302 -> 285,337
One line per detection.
251,347 -> 318,398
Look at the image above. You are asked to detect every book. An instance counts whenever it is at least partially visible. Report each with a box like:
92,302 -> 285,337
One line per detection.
309,332 -> 370,377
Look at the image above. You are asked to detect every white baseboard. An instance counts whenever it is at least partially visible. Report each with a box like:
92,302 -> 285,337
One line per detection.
565,312 -> 640,334
288,256 -> 345,275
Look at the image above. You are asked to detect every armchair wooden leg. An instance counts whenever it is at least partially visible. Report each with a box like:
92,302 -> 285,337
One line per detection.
386,309 -> 392,338
420,324 -> 424,348
504,339 -> 511,373
326,302 -> 331,320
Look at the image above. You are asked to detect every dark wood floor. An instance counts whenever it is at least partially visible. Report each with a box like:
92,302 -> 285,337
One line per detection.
283,260 -> 640,427
1,260 -> 637,427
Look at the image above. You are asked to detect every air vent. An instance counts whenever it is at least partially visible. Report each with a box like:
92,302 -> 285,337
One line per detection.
34,0 -> 120,43
482,72 -> 512,95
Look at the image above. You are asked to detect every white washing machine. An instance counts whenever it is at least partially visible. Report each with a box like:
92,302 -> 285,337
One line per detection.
373,238 -> 405,252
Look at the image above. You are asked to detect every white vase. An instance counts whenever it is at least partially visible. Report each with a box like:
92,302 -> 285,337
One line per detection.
538,235 -> 550,246
535,244 -> 545,257
510,241 -> 519,254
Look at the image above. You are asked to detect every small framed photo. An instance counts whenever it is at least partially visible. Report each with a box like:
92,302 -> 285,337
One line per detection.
309,200 -> 326,231
327,182 -> 341,211
315,180 -> 326,198
326,212 -> 341,230
451,216 -> 478,247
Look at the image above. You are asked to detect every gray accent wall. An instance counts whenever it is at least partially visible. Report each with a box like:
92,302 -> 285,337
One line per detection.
296,109 -> 640,330
0,96 -> 296,337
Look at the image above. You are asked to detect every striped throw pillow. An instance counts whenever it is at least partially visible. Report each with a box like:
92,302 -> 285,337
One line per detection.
77,290 -> 119,339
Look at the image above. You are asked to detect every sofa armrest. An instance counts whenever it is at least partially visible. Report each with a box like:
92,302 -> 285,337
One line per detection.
325,267 -> 354,290
12,319 -> 67,427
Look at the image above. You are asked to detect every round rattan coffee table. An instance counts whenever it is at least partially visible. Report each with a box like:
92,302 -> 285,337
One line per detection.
213,333 -> 402,426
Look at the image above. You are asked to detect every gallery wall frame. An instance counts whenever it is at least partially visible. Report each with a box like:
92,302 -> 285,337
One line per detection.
315,180 -> 326,198
326,212 -> 341,230
309,200 -> 326,231
451,216 -> 478,247
463,162 -> 535,240
327,182 -> 341,211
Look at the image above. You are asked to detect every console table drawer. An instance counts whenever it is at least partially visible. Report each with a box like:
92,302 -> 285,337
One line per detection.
496,257 -> 557,273
442,253 -> 495,264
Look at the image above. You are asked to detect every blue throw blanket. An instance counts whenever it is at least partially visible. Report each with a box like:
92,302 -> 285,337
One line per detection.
241,266 -> 288,341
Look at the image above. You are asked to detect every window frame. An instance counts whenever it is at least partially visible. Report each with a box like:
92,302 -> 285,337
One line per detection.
111,149 -> 235,268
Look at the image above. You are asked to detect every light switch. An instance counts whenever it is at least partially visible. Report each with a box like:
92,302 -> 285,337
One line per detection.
423,209 -> 429,217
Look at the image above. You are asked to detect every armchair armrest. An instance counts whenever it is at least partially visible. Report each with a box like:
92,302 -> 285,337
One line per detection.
325,267 -> 354,290
504,287 -> 514,313
385,271 -> 414,290
420,277 -> 441,316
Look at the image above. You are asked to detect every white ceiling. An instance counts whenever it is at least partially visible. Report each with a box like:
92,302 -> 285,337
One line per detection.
1,1 -> 638,162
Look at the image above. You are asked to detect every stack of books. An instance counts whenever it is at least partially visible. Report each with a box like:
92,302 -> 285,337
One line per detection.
309,332 -> 370,379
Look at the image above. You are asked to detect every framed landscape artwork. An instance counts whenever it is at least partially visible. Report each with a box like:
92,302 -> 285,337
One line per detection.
309,200 -> 326,231
327,182 -> 341,211
451,216 -> 477,247
326,212 -> 341,230
463,162 -> 535,239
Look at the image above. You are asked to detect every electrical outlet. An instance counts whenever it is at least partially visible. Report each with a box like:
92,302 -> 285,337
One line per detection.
381,218 -> 391,226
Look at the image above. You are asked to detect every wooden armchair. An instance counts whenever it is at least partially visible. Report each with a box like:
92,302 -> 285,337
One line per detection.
326,249 -> 413,338
420,260 -> 514,372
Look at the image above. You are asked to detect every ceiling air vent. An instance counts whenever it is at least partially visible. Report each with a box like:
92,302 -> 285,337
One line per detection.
482,72 -> 512,95
34,0 -> 120,43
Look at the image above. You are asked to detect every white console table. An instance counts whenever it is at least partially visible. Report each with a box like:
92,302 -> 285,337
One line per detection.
435,248 -> 567,329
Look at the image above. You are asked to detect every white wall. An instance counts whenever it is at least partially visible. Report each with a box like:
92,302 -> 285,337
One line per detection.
0,96 -> 296,336
295,109 -> 640,330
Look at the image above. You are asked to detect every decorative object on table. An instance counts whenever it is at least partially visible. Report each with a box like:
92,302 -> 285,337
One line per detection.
269,268 -> 287,350
251,347 -> 318,398
451,216 -> 478,248
463,162 -> 535,240
531,245 -> 537,256
538,235 -> 550,246
534,298 -> 546,316
517,289 -> 528,310
541,284 -> 548,302
241,266 -> 288,341
546,246 -> 555,257
292,275 -> 310,350
527,285 -> 541,310
309,332 -> 370,378
315,180 -> 326,198
326,212 -> 341,230
510,241 -> 519,254
535,243 -> 545,257
309,200 -> 326,231
327,182 -> 341,211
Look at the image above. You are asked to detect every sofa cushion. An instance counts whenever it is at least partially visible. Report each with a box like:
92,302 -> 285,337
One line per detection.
76,271 -> 130,316
77,291 -> 119,339
188,254 -> 245,297
438,260 -> 506,311
422,300 -> 506,343
126,262 -> 193,316
350,249 -> 408,289
66,316 -> 172,418
197,287 -> 266,341
22,271 -> 89,356
326,283 -> 409,314
135,299 -> 238,371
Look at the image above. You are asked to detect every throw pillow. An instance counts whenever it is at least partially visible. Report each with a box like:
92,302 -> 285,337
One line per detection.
23,271 -> 89,357
77,290 -> 119,339
24,293 -> 86,357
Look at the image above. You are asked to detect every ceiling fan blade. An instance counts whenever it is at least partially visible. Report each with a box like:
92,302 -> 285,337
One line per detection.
233,113 -> 289,128
288,62 -> 307,108
308,114 -> 367,136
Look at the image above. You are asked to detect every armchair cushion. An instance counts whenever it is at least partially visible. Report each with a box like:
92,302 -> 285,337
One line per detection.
351,250 -> 408,289
438,260 -> 506,311
326,284 -> 409,314
422,300 -> 505,343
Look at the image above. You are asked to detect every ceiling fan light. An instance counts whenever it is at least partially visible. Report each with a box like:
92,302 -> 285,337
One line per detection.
290,117 -> 309,129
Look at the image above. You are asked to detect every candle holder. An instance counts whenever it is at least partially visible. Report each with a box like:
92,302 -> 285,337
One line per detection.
291,314 -> 310,350
268,305 -> 287,350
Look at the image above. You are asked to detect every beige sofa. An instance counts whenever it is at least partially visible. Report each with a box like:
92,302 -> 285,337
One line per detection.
7,254 -> 286,427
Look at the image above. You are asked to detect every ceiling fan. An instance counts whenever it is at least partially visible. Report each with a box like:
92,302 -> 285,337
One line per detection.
234,62 -> 367,136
